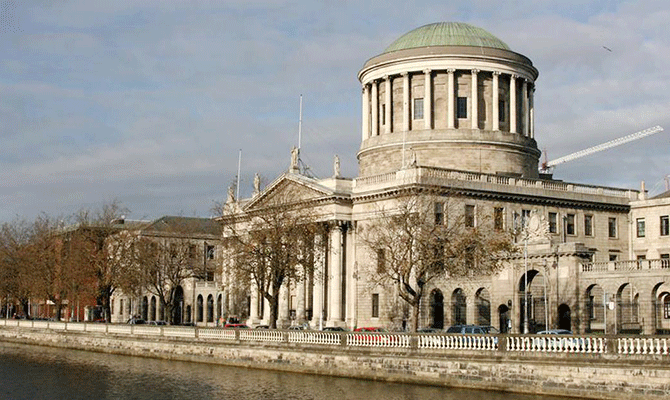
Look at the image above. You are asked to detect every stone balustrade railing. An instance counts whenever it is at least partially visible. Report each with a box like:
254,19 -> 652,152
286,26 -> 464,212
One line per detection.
355,166 -> 637,199
5,318 -> 670,357
582,258 -> 670,273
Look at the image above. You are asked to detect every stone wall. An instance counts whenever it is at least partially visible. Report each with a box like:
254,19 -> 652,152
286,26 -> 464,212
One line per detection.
1,326 -> 669,400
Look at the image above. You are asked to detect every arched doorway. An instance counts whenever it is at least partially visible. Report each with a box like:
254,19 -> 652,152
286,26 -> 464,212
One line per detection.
141,296 -> 148,320
216,294 -> 222,323
558,304 -> 571,331
429,289 -> 444,329
586,284 -> 604,332
197,295 -> 204,323
150,296 -> 157,321
451,289 -> 466,326
172,286 -> 184,325
617,283 -> 640,333
498,304 -> 510,333
475,288 -> 491,326
207,295 -> 214,323
518,269 -> 547,333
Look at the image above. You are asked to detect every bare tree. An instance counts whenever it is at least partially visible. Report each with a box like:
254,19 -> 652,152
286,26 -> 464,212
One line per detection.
70,200 -> 135,322
221,191 -> 322,329
29,214 -> 68,320
129,236 -> 198,324
0,218 -> 34,317
360,190 -> 516,332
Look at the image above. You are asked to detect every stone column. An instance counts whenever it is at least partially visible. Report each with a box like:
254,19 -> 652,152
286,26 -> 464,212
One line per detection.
361,84 -> 370,141
328,224 -> 343,326
402,72 -> 410,132
471,69 -> 479,129
385,76 -> 392,134
371,80 -> 378,137
466,295 -> 476,325
424,69 -> 432,129
346,226 -> 357,329
296,278 -> 306,323
312,233 -> 325,328
522,79 -> 529,137
447,69 -> 455,129
278,283 -> 289,327
510,75 -> 517,134
530,85 -> 535,139
259,296 -> 269,325
492,71 -> 500,131
249,284 -> 259,324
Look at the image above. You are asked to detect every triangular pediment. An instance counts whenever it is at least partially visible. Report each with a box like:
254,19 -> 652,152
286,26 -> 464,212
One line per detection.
244,173 -> 335,211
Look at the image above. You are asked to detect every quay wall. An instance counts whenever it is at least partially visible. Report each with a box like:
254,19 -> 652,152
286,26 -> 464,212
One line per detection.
0,323 -> 669,400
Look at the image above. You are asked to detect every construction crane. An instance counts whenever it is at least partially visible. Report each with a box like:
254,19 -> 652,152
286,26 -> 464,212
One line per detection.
540,125 -> 664,173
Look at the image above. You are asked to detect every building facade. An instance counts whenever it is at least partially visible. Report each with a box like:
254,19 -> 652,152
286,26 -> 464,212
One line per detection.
114,22 -> 669,335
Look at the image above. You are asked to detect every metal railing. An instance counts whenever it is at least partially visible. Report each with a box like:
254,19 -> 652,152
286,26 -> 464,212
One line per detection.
355,166 -> 637,199
4,319 -> 670,357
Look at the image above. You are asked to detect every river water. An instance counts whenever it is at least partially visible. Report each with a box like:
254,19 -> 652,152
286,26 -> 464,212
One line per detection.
0,342 -> 573,400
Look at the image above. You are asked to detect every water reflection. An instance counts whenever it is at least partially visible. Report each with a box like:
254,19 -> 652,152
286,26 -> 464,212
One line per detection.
0,342 -> 570,400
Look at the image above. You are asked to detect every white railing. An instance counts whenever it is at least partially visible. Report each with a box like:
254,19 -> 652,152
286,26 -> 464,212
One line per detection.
162,326 -> 196,338
6,320 -> 670,359
199,328 -> 236,341
347,332 -> 411,348
239,329 -> 283,342
618,337 -> 670,355
288,331 -> 341,345
506,335 -> 607,354
418,334 -> 498,351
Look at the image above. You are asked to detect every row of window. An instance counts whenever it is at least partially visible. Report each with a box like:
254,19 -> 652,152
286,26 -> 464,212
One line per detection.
434,203 -> 621,238
636,215 -> 670,238
400,97 -> 506,122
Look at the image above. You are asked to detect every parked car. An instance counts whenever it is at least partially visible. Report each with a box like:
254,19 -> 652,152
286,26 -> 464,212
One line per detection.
148,321 -> 167,326
417,327 -> 442,333
445,325 -> 488,334
254,325 -> 270,329
537,329 -> 572,335
224,323 -> 250,329
354,327 -> 388,332
127,318 -> 146,325
322,326 -> 347,332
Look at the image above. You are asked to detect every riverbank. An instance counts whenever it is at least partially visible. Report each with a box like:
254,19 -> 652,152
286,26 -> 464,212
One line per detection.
1,322 -> 669,400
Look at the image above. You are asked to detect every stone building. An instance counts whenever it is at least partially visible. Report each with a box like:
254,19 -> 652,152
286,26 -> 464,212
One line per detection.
114,22 -> 669,335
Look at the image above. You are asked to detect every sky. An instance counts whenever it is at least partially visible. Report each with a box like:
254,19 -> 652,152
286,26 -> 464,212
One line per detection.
1,0 -> 669,223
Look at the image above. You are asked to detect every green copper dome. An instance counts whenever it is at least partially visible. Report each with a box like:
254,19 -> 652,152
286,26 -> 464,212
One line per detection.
384,22 -> 510,53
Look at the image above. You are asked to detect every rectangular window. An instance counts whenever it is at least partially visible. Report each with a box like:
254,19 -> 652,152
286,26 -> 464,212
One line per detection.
465,205 -> 475,227
521,209 -> 531,226
206,245 -> 215,260
566,214 -> 575,235
434,202 -> 444,225
376,249 -> 385,273
636,218 -> 646,238
413,98 -> 424,119
548,212 -> 557,234
457,97 -> 467,119
371,294 -> 379,318
608,217 -> 617,238
584,215 -> 593,237
494,207 -> 504,231
498,100 -> 506,123
609,254 -> 618,262
661,216 -> 670,236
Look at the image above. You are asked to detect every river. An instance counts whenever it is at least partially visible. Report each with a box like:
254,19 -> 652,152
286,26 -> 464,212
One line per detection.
0,342 -> 574,400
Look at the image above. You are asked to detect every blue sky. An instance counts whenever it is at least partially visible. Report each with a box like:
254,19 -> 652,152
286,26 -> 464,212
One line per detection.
1,0 -> 669,222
